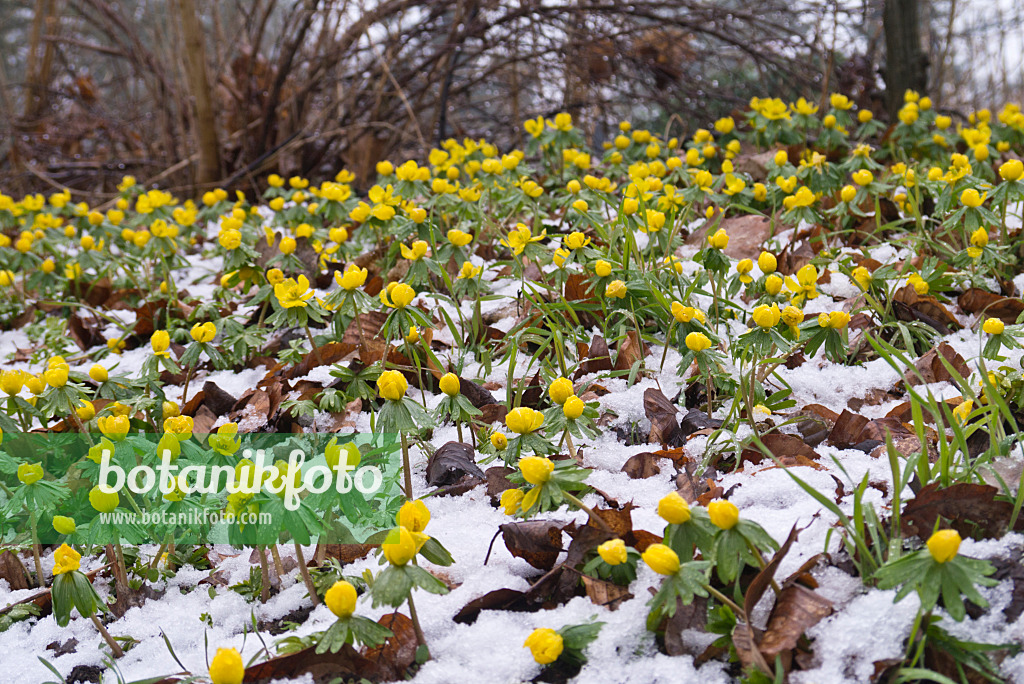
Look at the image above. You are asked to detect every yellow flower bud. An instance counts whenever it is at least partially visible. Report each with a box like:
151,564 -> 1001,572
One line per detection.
562,396 -> 585,420
52,543 -> 81,575
382,525 -> 418,566
439,373 -> 460,397
325,580 -> 358,619
17,462 -> 44,485
708,500 -> 739,529
658,491 -> 691,524
757,251 -> 777,274
209,647 -> 244,684
397,499 -> 431,533
89,365 -> 108,383
376,370 -> 408,401
685,332 -> 712,352
983,318 -> 1005,335
500,488 -> 524,515
491,431 -> 508,450
89,484 -> 120,513
598,538 -> 628,565
926,529 -> 961,563
519,456 -> 554,485
642,543 -> 681,575
524,627 -> 564,665
53,515 -> 76,535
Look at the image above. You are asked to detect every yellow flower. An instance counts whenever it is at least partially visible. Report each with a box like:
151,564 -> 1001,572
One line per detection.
382,525 -> 420,566
52,544 -> 81,575
89,484 -> 120,513
0,370 -> 24,395
77,400 -> 96,421
1000,159 -> 1024,182
190,322 -> 217,343
381,282 -> 415,308
852,169 -> 873,186
397,499 -> 431,533
209,647 -> 244,684
952,399 -> 973,424
209,423 -> 241,456
642,543 -> 681,575
335,264 -> 368,291
439,373 -> 460,397
275,275 -> 314,308
500,488 -> 524,515
325,580 -> 358,619
784,186 -> 816,209
506,407 -> 544,434
927,529 -> 961,563
548,377 -> 574,405
765,274 -> 783,295
707,228 -> 729,250
736,258 -> 753,283
524,628 -> 564,665
685,332 -> 711,352
598,539 -> 628,565
447,229 -> 473,247
43,363 -> 68,388
605,280 -> 627,298
757,251 -> 777,274
562,396 -> 585,420
524,454 -> 557,485
960,188 -> 986,208
491,431 -> 509,451
563,231 -> 590,250
828,311 -> 851,329
752,304 -> 780,329
983,318 -> 1004,335
18,462 -> 44,485
970,228 -> 989,250
457,261 -> 481,280
151,329 -> 171,357
89,365 -> 108,383
524,116 -> 545,138
377,370 -> 408,401
851,266 -> 872,291
658,492 -> 691,524
53,515 -> 76,535
785,264 -> 819,304
164,415 -> 194,441
400,240 -> 429,261
98,414 -> 130,441
406,326 -> 420,343
708,500 -> 739,529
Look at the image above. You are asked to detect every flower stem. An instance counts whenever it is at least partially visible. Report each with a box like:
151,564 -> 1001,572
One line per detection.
406,593 -> 428,654
91,614 -> 124,658
400,431 -> 414,501
294,543 -> 320,606
562,491 -> 614,535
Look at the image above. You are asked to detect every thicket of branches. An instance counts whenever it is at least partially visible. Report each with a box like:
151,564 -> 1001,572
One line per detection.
0,0 -> 1000,201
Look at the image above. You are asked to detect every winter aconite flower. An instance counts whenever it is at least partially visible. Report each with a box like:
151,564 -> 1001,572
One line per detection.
275,275 -> 314,308
336,264 -> 368,290
397,499 -> 431,533
707,229 -> 729,250
685,332 -> 711,352
708,500 -> 739,530
52,516 -> 76,535
605,280 -> 627,298
209,647 -> 244,684
98,414 -> 130,441
325,580 -> 358,619
17,462 -> 43,485
598,539 -> 628,565
642,543 -> 681,575
381,282 -> 415,308
520,456 -> 554,485
89,484 -> 119,513
1000,159 -> 1024,182
657,492 -> 691,524
983,318 -> 1004,335
52,544 -> 81,575
382,525 -> 419,566
89,365 -> 108,383
752,304 -> 781,329
500,488 -> 524,515
491,432 -> 508,450
506,407 -> 544,434
190,322 -> 216,343
594,260 -> 612,277
927,529 -> 961,563
524,628 -> 564,665
439,373 -> 460,397
548,377 -> 574,405
377,370 -> 408,401
960,188 -> 986,208
562,396 -> 585,420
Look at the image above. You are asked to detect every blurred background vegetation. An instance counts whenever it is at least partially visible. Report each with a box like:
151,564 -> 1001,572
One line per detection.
0,0 -> 1021,201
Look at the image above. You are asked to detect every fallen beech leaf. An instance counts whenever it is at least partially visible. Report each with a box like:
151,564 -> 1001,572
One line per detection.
477,403 -> 508,425
621,452 -> 662,479
426,441 -> 485,487
201,381 -> 238,417
644,388 -> 683,446
827,410 -> 870,449
662,596 -> 708,656
613,330 -> 649,378
741,433 -> 820,466
500,521 -> 564,570
453,588 -> 536,625
575,334 -> 613,379
582,575 -> 632,610
893,285 -> 961,335
361,613 -> 418,682
0,549 -> 29,591
958,288 -> 1024,324
902,482 -> 1020,540
758,585 -> 833,659
902,342 -> 970,389
317,544 -> 377,565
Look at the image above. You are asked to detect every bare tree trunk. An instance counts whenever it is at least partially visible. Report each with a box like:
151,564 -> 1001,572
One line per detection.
883,0 -> 928,115
175,0 -> 222,187
23,0 -> 60,120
